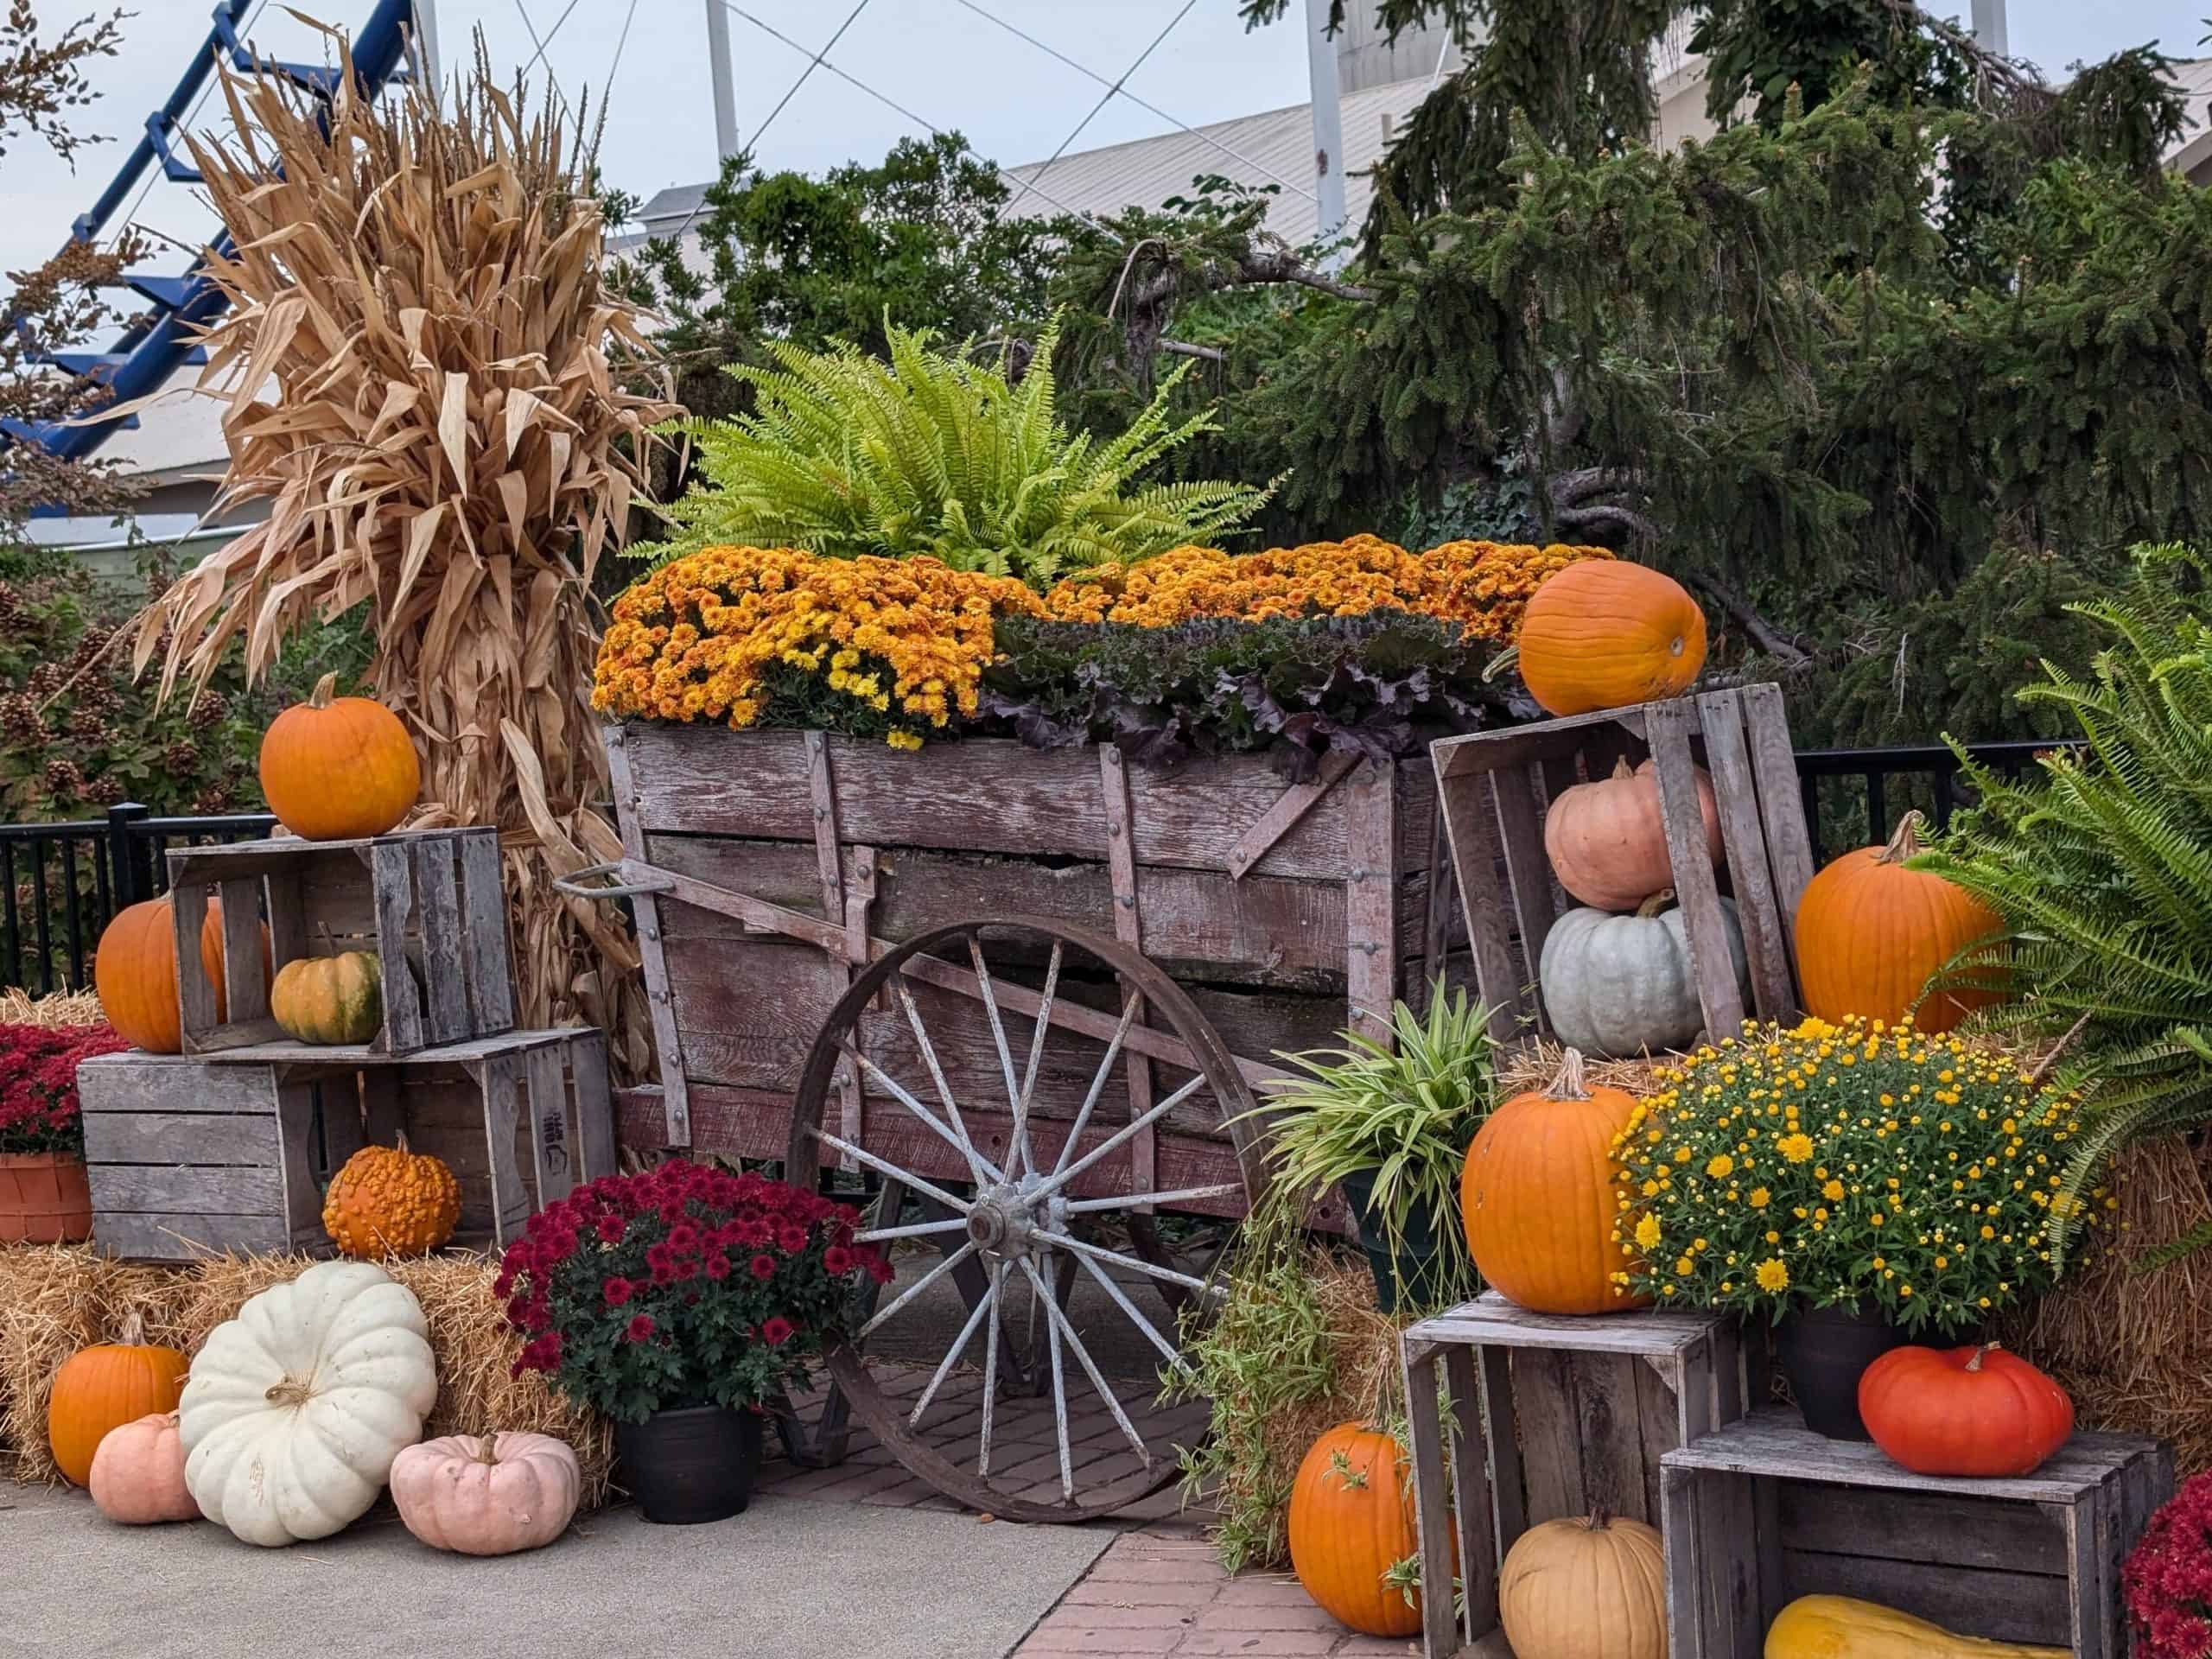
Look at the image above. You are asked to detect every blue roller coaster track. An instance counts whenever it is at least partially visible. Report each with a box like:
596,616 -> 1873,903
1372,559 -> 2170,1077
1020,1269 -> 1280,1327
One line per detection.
2,0 -> 421,472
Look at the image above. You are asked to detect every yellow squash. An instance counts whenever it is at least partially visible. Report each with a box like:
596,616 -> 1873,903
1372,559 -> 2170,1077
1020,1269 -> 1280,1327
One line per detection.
269,950 -> 384,1045
1766,1596 -> 2066,1659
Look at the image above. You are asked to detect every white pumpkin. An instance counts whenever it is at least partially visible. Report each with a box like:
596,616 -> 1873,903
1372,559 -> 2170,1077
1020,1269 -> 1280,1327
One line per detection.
1539,891 -> 1750,1058
179,1260 -> 437,1547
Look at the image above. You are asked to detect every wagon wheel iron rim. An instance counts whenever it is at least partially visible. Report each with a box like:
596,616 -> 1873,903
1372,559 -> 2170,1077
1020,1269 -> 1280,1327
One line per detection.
786,916 -> 1265,1522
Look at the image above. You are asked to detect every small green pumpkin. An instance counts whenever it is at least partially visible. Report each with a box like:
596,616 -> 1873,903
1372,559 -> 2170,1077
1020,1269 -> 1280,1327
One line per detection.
1537,891 -> 1747,1058
269,951 -> 384,1045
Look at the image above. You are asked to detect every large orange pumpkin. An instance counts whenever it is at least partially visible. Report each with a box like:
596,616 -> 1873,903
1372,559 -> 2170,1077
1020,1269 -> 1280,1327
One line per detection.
198,893 -> 271,1023
1794,811 -> 2001,1033
1462,1049 -> 1650,1315
1287,1422 -> 1425,1637
1545,754 -> 1722,911
1516,563 -> 1707,716
47,1313 -> 190,1487
92,898 -> 182,1053
1859,1343 -> 2074,1478
257,672 -> 420,842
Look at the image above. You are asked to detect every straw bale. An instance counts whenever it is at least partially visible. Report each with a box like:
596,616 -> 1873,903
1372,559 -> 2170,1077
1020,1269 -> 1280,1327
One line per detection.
0,988 -> 106,1028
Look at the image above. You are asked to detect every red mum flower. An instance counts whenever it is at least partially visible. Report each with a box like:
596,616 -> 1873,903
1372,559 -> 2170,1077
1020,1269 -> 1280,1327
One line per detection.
624,1313 -> 657,1343
703,1251 -> 731,1281
867,1256 -> 896,1286
778,1224 -> 810,1254
668,1222 -> 699,1252
749,1253 -> 777,1281
760,1316 -> 795,1347
823,1245 -> 853,1275
595,1214 -> 626,1243
603,1275 -> 635,1307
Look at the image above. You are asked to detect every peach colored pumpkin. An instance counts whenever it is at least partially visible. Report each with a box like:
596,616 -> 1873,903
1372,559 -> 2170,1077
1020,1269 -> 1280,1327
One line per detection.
1544,755 -> 1722,911
88,1411 -> 198,1524
390,1432 -> 580,1555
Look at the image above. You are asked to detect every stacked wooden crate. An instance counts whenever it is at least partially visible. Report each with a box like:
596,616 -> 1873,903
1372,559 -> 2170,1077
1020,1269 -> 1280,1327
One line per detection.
75,828 -> 617,1262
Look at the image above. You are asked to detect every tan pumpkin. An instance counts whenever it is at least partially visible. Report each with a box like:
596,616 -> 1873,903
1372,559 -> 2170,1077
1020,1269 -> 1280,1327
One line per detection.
88,1411 -> 199,1524
1516,562 -> 1707,716
323,1134 -> 461,1258
390,1432 -> 581,1554
1461,1049 -> 1650,1315
1499,1512 -> 1667,1659
198,893 -> 272,1023
1794,811 -> 2001,1033
257,671 -> 420,842
47,1313 -> 191,1487
1287,1423 -> 1425,1637
1765,1595 -> 2065,1658
1545,755 -> 1722,911
269,950 -> 383,1045
92,897 -> 182,1054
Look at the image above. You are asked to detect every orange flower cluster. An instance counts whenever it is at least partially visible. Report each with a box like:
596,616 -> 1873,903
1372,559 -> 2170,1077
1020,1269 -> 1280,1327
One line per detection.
1041,536 -> 1611,640
593,546 -> 1043,747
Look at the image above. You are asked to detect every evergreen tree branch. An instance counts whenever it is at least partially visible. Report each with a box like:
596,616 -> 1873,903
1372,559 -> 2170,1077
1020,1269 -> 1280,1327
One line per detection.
1688,573 -> 1814,666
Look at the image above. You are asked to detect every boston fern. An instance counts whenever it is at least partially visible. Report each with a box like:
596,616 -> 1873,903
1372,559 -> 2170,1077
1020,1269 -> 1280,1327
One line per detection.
632,315 -> 1270,586
1916,543 -> 2212,1245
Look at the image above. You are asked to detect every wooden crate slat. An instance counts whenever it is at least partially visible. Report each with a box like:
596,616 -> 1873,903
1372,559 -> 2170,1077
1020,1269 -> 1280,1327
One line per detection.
81,1111 -> 277,1165
1739,683 -> 1819,921
1782,1548 -> 2073,1648
218,873 -> 271,1027
1432,702 -> 1661,777
1405,1293 -> 1721,1354
169,878 -> 218,1050
88,1162 -> 283,1213
457,830 -> 516,1033
275,1080 -> 321,1248
413,838 -> 471,1045
523,1042 -> 576,1208
370,837 -> 426,1052
1443,1344 -> 1494,1651
1489,764 -> 1555,1015
1696,690 -> 1797,1019
1646,696 -> 1746,1038
1434,772 -> 1526,1045
78,1052 -> 278,1112
93,1213 -> 292,1258
571,1029 -> 617,1180
1513,1348 -> 1586,1525
1775,1481 -> 2069,1574
475,1052 -> 531,1247
1403,1338 -> 1459,1659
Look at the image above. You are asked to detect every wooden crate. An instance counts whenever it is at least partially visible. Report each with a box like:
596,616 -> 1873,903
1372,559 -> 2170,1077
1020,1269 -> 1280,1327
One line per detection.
77,1031 -> 615,1260
167,827 -> 514,1058
606,725 -> 1468,1221
1427,683 -> 1817,1049
1401,1291 -> 1751,1659
1661,1408 -> 2173,1658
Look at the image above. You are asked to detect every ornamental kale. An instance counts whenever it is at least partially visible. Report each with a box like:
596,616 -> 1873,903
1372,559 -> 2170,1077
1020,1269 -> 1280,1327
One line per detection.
0,1022 -> 127,1156
496,1161 -> 892,1423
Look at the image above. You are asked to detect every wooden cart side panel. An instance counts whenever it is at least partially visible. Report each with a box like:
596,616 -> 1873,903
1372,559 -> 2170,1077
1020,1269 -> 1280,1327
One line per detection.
1345,760 -> 1399,1046
607,724 -> 690,1145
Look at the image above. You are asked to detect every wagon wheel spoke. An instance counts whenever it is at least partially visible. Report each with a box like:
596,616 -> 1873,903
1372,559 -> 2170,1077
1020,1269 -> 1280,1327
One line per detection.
1066,1242 -> 1192,1376
1064,1183 -> 1243,1214
1035,1227 -> 1222,1297
1050,996 -> 1141,1179
806,1127 -> 972,1216
891,971 -> 999,1186
1020,1254 -> 1077,1498
1021,1252 -> 1153,1470
1035,1072 -> 1209,1198
910,1269 -> 998,1427
844,1039 -> 1003,1186
979,1256 -> 1008,1477
856,1239 -> 981,1340
854,1215 -> 971,1244
967,933 -> 1028,1162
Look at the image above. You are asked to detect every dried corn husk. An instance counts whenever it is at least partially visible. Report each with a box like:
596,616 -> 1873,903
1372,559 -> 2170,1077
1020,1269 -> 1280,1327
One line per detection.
130,29 -> 676,1072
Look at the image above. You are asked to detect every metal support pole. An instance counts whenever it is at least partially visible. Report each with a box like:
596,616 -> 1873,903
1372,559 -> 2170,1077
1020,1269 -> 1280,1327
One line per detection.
106,803 -> 152,909
1971,0 -> 2008,57
1304,0 -> 1348,247
411,0 -> 442,98
706,0 -> 742,161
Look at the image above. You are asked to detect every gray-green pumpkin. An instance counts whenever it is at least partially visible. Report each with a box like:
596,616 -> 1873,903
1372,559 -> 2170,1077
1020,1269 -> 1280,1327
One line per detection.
1537,892 -> 1749,1058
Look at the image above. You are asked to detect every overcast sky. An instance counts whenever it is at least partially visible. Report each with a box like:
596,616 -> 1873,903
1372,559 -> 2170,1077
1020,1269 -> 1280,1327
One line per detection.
2,0 -> 2203,277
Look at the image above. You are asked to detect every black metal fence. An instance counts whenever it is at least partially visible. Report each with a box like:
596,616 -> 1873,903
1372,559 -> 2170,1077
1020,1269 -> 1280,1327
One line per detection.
1792,739 -> 2078,864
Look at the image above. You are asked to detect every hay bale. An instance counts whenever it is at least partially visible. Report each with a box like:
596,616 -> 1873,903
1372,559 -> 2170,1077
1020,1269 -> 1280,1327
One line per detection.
0,988 -> 106,1028
1496,1036 -> 1675,1099
2009,1135 -> 2212,1476
0,1245 -> 613,1504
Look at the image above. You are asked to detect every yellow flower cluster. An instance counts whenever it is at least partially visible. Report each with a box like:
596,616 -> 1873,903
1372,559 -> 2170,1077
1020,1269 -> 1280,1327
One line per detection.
1040,537 -> 1610,641
592,545 -> 1044,745
1605,1014 -> 2100,1333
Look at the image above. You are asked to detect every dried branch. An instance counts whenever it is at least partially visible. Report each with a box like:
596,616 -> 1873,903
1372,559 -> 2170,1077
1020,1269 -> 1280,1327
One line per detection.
1160,339 -> 1226,363
1688,571 -> 1813,667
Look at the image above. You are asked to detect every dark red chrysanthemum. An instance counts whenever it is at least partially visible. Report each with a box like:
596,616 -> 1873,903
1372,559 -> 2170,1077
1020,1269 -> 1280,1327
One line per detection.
603,1275 -> 635,1307
823,1245 -> 853,1275
778,1224 -> 810,1254
760,1316 -> 795,1347
703,1252 -> 731,1281
750,1253 -> 778,1281
595,1213 -> 626,1243
624,1313 -> 657,1343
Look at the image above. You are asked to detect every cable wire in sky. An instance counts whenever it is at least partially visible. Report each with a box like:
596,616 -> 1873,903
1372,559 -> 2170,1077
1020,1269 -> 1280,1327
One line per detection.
1007,0 -> 1198,213
751,0 -> 876,153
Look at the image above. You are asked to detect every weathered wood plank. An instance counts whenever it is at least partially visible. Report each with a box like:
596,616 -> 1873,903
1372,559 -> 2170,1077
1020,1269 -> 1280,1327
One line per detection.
1775,1482 -> 2068,1574
1404,1292 -> 1726,1355
86,1162 -> 283,1213
371,836 -> 426,1053
1777,1548 -> 2069,1646
1403,1347 -> 1459,1659
1695,1469 -> 1764,1658
1225,749 -> 1359,880
1631,1345 -> 1680,1522
81,1111 -> 279,1165
1697,690 -> 1796,1020
807,731 -> 865,1167
524,1042 -> 576,1208
1738,683 -> 1818,926
1099,744 -> 1157,1206
264,865 -> 308,978
1489,766 -> 1554,1027
477,1053 -> 531,1246
275,1080 -> 322,1248
1572,1352 -> 1653,1524
1443,1343 -> 1492,1653
77,1053 -> 279,1114
218,874 -> 270,1027
1435,772 -> 1526,1045
94,1211 -> 295,1260
414,838 -> 471,1045
1433,704 -> 1659,778
607,725 -> 690,1145
167,826 -> 463,873
1346,760 -> 1400,1047
1478,1345 -> 1525,1566
1511,1348 -> 1583,1526
1646,697 -> 1745,1039
1661,1465 -> 1706,1659
571,1029 -> 617,1182
457,829 -> 515,1033
169,877 -> 218,1051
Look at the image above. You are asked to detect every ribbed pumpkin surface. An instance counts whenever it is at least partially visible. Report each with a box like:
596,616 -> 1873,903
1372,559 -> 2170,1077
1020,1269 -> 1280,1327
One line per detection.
1462,1054 -> 1649,1315
258,674 -> 420,842
323,1141 -> 461,1258
1516,563 -> 1707,716
1498,1514 -> 1667,1659
93,898 -> 183,1054
270,950 -> 384,1046
1795,814 -> 2000,1033
1287,1424 -> 1425,1637
48,1329 -> 190,1488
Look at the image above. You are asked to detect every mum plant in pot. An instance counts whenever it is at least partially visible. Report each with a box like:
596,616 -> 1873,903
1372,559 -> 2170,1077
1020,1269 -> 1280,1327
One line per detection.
499,1160 -> 892,1522
1248,988 -> 1495,1312
0,1021 -> 127,1243
1609,1014 -> 2093,1439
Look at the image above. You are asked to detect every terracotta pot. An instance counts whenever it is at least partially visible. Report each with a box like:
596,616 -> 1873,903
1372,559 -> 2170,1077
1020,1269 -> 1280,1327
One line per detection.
0,1151 -> 92,1244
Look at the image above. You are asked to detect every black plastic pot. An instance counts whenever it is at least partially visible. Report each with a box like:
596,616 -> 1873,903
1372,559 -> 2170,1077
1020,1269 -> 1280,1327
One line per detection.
1774,1304 -> 1915,1440
616,1404 -> 762,1523
1340,1166 -> 1459,1313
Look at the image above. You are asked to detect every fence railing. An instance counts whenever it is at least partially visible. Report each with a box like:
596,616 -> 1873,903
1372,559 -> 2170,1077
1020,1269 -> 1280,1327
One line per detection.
0,740 -> 2086,997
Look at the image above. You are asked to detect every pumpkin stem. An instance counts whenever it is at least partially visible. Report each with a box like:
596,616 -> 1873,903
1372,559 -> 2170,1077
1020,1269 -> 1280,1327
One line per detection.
308,671 -> 339,710
1609,755 -> 1636,781
1548,1048 -> 1592,1102
1634,888 -> 1678,920
1966,1343 -> 2003,1373
264,1374 -> 316,1409
475,1435 -> 501,1465
1585,1507 -> 1613,1531
1481,643 -> 1521,683
119,1307 -> 145,1347
1878,811 -> 1928,866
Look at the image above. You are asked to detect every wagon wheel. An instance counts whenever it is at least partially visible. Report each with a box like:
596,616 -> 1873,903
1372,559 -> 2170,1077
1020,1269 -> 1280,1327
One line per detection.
784,917 -> 1267,1522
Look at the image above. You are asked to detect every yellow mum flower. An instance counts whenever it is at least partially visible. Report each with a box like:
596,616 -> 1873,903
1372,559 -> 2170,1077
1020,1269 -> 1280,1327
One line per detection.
1821,1179 -> 1846,1202
1747,1187 -> 1770,1210
1634,1214 -> 1663,1252
1753,1258 -> 1789,1293
1705,1154 -> 1735,1179
1777,1134 -> 1815,1164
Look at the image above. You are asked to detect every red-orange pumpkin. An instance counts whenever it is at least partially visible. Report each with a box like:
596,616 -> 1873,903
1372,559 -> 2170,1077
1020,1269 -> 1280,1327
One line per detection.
47,1313 -> 190,1488
1288,1423 -> 1426,1637
1461,1049 -> 1650,1315
92,898 -> 182,1053
1794,811 -> 2002,1033
1859,1343 -> 2074,1478
1515,563 -> 1707,717
1544,755 -> 1722,912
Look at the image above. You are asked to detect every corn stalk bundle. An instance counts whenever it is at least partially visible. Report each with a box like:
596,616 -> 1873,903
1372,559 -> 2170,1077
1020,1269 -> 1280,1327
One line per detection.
130,30 -> 677,1070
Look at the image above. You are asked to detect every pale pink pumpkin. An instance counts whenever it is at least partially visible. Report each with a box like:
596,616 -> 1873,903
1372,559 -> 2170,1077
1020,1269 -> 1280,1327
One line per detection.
390,1432 -> 580,1555
88,1411 -> 199,1524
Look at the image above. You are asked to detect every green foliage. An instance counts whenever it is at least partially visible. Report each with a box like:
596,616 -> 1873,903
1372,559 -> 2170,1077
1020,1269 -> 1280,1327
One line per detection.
979,611 -> 1508,778
1694,0 -> 1972,127
1239,988 -> 1496,1308
632,317 -> 1271,586
1916,545 -> 2212,1248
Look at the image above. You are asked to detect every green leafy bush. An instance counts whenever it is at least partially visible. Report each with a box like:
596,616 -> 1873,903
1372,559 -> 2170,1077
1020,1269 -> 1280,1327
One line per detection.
632,317 -> 1271,586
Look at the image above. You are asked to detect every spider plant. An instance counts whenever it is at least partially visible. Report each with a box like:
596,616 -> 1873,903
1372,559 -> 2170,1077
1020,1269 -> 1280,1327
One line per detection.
1242,987 -> 1497,1310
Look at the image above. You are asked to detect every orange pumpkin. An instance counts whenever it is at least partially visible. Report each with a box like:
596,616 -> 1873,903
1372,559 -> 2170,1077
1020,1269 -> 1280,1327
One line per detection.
323,1135 -> 461,1258
1516,563 -> 1707,716
1288,1423 -> 1425,1637
1859,1343 -> 2074,1478
257,672 -> 420,842
92,898 -> 182,1053
1794,811 -> 2001,1033
198,893 -> 272,1024
1544,755 -> 1722,911
47,1313 -> 190,1487
1461,1049 -> 1650,1315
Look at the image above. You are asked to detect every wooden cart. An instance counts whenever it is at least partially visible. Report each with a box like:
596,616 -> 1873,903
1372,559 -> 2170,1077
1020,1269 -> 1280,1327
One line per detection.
563,723 -> 1465,1521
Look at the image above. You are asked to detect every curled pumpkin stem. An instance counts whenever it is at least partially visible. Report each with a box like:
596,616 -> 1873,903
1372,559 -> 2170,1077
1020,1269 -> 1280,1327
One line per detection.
1965,1343 -> 2003,1373
1878,810 -> 1929,865
1548,1048 -> 1592,1102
